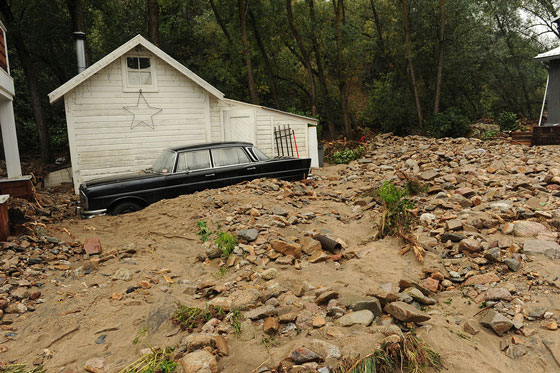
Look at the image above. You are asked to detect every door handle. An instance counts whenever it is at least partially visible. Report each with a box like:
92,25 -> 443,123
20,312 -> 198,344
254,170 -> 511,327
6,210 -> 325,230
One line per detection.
205,173 -> 215,177
246,167 -> 256,171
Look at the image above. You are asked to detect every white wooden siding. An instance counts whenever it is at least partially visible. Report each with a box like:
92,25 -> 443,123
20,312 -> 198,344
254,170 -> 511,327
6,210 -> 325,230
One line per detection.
66,49 -> 210,191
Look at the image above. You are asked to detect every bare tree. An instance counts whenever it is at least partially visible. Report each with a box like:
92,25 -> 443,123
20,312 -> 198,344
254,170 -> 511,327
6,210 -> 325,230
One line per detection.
401,0 -> 423,127
238,0 -> 259,105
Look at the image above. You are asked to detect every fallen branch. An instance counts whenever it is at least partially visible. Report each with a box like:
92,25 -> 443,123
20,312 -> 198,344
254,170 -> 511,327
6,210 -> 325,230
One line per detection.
46,325 -> 80,348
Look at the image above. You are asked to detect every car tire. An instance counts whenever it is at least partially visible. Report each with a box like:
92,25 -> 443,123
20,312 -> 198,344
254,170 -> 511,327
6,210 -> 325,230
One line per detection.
111,201 -> 142,215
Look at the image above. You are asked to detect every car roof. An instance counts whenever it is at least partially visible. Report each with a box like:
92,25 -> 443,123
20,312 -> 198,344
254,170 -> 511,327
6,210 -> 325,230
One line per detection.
168,142 -> 254,152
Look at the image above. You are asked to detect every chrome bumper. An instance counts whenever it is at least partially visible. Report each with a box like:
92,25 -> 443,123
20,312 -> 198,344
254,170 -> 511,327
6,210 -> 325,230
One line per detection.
77,206 -> 107,218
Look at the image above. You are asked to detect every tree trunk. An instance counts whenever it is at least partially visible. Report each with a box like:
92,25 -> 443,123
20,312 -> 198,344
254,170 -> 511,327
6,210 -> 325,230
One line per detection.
0,0 -> 51,163
286,0 -> 317,116
209,0 -> 232,43
238,0 -> 259,105
308,0 -> 335,138
147,0 -> 159,45
401,0 -> 423,128
334,0 -> 352,138
248,10 -> 280,108
434,0 -> 445,114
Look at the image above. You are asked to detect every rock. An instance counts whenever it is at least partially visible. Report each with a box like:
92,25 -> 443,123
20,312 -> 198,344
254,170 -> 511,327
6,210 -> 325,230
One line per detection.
459,238 -> 481,253
214,335 -> 229,356
479,309 -> 513,336
335,310 -> 374,327
301,237 -> 322,255
6,303 -> 27,314
504,344 -> 528,359
84,238 -> 102,255
513,313 -> 524,329
403,288 -> 436,305
419,169 -> 439,181
112,269 -> 131,281
523,239 -> 560,258
384,301 -> 430,323
455,187 -> 475,197
309,250 -> 329,263
245,305 -> 277,320
315,291 -> 339,305
447,220 -> 463,231
180,350 -> 218,373
264,317 -> 279,335
270,239 -> 302,258
440,232 -> 466,242
513,221 -> 547,237
10,287 -> 28,300
205,245 -> 221,259
420,213 -> 437,225
84,358 -> 105,373
261,268 -> 278,281
351,298 -> 383,317
484,288 -> 512,301
463,319 -> 480,335
423,277 -> 439,292
310,339 -> 341,359
527,306 -> 547,318
291,347 -> 322,364
181,333 -> 215,352
312,316 -> 326,328
238,229 -> 258,242
272,206 -> 289,216
503,258 -> 521,272
464,272 -> 500,286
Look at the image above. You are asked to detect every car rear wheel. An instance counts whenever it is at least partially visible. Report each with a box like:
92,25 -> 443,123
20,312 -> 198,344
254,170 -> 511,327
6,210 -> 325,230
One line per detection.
111,201 -> 142,215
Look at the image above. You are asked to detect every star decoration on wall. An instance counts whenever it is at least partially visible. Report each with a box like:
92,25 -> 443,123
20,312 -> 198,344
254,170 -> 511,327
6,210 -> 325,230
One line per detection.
124,91 -> 162,129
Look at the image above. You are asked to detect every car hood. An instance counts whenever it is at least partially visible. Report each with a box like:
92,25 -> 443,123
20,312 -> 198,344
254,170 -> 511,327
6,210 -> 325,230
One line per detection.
83,171 -> 158,188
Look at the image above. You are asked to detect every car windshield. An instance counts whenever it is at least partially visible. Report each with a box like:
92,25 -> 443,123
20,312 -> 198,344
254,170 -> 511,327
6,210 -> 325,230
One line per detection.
252,147 -> 269,161
152,150 -> 176,174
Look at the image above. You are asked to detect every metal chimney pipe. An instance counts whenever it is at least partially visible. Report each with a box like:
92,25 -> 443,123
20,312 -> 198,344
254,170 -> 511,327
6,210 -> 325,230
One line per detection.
73,31 -> 86,74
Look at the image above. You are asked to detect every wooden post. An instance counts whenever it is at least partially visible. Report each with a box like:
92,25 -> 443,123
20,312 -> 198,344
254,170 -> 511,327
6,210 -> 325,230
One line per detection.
0,194 -> 9,242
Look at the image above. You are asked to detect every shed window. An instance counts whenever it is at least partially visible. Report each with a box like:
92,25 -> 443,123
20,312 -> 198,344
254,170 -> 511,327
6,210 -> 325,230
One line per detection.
127,57 -> 152,86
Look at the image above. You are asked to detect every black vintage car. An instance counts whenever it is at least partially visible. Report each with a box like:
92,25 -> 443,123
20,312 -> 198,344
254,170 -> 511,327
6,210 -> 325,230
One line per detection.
78,142 -> 312,216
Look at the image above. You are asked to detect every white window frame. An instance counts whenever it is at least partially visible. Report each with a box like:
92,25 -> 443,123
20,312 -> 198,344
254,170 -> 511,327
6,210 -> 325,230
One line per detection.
121,55 -> 158,92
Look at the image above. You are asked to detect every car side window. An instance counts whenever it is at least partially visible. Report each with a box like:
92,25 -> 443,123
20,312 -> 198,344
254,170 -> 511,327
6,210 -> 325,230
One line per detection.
176,150 -> 211,172
211,147 -> 251,167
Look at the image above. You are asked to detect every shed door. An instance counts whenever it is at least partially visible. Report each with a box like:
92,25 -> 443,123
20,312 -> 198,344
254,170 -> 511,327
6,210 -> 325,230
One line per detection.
224,110 -> 256,144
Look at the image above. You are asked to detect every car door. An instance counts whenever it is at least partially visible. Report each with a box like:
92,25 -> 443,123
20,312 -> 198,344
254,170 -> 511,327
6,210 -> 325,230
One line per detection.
210,147 -> 257,188
165,149 -> 214,198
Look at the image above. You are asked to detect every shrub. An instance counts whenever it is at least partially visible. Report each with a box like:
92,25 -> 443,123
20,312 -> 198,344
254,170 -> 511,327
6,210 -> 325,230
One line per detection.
425,108 -> 470,138
378,181 -> 415,236
197,220 -> 212,242
329,146 -> 364,164
496,111 -> 519,132
215,231 -> 237,258
171,304 -> 226,333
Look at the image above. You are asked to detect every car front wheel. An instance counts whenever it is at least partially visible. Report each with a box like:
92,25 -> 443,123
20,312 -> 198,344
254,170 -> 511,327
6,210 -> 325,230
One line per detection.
111,201 -> 142,215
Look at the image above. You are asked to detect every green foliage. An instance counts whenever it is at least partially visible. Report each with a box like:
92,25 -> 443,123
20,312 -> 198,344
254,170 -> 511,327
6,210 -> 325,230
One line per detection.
132,327 -> 150,345
496,111 -> 519,132
482,129 -> 499,139
230,308 -> 244,337
197,220 -> 212,242
329,146 -> 364,164
171,304 -> 226,333
425,108 -> 471,138
119,346 -> 176,373
215,231 -> 237,258
378,181 -> 415,236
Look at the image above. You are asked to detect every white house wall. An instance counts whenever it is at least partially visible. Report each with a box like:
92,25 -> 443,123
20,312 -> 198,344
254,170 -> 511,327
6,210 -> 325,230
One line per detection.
65,49 -> 210,191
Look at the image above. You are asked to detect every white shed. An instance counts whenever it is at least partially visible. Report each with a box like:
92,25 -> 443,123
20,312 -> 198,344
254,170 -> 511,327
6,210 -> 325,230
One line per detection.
48,35 -> 319,193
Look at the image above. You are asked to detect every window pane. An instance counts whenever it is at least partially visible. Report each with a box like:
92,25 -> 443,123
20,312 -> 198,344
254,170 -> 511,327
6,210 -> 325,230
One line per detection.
212,148 -> 250,167
139,71 -> 152,85
177,150 -> 211,171
128,71 -> 140,85
127,57 -> 139,69
252,147 -> 269,161
139,58 -> 151,69
152,150 -> 176,174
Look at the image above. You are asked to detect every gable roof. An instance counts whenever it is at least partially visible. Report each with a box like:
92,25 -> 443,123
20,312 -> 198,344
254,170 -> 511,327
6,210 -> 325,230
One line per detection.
535,46 -> 560,62
48,34 -> 224,103
223,98 -> 318,124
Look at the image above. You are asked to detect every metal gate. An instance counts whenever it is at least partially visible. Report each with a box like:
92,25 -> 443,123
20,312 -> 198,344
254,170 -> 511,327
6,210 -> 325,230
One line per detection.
273,125 -> 299,158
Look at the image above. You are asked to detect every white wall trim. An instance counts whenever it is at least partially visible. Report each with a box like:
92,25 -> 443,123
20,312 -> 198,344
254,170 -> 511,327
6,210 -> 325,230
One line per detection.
64,93 -> 81,193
